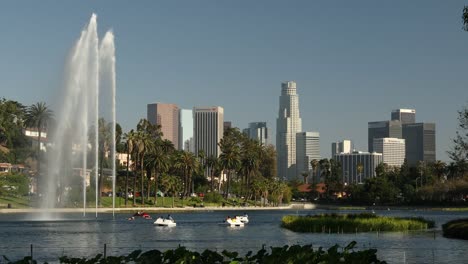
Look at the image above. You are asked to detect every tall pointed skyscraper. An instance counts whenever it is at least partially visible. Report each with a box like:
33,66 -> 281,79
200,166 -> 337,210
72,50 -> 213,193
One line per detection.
276,81 -> 302,180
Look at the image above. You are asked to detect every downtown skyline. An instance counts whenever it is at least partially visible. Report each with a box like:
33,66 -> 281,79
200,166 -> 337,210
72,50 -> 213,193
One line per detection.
1,1 -> 467,161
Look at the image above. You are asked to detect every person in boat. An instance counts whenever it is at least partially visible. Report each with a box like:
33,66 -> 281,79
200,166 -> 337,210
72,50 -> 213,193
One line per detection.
167,214 -> 174,221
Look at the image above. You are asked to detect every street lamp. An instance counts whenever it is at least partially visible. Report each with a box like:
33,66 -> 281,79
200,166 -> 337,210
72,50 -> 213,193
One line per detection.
415,177 -> 421,190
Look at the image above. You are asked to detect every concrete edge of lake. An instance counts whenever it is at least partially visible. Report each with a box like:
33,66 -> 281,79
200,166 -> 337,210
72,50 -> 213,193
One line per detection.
0,203 -> 319,214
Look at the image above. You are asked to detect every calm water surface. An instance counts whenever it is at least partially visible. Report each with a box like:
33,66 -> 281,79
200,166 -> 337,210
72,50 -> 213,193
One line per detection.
1,209 -> 468,263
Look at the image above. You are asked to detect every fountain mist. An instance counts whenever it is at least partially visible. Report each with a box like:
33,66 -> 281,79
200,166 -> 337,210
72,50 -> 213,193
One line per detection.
41,14 -> 116,219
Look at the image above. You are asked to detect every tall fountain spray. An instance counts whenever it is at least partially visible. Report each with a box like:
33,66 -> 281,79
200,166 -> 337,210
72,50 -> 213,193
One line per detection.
99,31 -> 117,217
42,14 -> 116,219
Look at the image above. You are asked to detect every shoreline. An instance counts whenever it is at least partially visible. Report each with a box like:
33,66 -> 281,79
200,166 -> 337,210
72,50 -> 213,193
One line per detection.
0,204 -> 297,214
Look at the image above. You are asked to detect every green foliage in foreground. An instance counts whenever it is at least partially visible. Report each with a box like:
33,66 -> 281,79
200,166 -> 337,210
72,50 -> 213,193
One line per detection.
3,242 -> 386,264
281,213 -> 435,233
442,218 -> 468,240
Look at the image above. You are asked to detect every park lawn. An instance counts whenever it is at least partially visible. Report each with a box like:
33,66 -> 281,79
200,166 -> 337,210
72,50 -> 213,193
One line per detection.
99,196 -> 199,208
0,195 -> 32,208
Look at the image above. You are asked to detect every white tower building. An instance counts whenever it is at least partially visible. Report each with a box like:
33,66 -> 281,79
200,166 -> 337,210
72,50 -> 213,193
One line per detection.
296,132 -> 320,179
276,81 -> 302,180
193,107 -> 224,158
373,138 -> 406,167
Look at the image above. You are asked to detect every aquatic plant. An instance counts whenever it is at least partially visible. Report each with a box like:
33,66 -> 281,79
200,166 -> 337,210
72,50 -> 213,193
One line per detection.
281,213 -> 434,233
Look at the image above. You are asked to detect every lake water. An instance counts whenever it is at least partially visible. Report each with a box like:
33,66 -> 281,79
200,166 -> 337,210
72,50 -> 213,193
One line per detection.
0,209 -> 467,263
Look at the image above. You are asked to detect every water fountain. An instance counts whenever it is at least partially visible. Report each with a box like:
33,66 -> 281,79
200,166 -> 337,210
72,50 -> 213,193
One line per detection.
41,14 -> 116,219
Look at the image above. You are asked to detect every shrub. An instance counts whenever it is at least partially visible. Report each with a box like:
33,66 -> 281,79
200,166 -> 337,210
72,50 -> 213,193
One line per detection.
7,242 -> 386,264
203,192 -> 224,203
442,218 -> 468,240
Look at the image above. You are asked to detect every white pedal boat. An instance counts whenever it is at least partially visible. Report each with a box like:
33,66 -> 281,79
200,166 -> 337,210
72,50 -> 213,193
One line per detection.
225,218 -> 245,227
154,217 -> 176,227
236,215 -> 249,223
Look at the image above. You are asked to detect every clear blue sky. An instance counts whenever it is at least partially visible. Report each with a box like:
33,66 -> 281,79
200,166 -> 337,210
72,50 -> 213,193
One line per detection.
0,0 -> 467,161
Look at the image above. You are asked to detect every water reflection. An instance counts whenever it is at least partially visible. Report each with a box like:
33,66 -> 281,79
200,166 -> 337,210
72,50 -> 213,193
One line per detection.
0,210 -> 468,263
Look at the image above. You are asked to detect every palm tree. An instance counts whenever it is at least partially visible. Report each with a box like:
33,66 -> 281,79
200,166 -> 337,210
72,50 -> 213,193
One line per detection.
205,155 -> 219,192
240,138 -> 261,198
310,159 -> 319,184
432,160 -> 446,181
133,130 -> 154,205
219,137 -> 241,199
147,139 -> 173,204
25,102 -> 53,192
161,174 -> 182,208
123,130 -> 136,206
301,171 -> 308,184
173,150 -> 199,198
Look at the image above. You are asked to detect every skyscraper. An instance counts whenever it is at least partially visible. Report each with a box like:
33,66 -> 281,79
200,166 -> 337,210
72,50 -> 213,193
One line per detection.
193,107 -> 224,158
331,140 -> 352,157
402,123 -> 436,165
276,81 -> 302,180
179,109 -> 194,152
391,109 -> 416,124
334,151 -> 383,184
373,138 -> 406,167
147,103 -> 179,149
296,132 -> 320,179
245,122 -> 269,145
368,120 -> 402,153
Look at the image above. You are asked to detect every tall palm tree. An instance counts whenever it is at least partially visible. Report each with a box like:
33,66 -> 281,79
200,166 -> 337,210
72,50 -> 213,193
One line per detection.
301,171 -> 308,184
173,150 -> 199,198
205,155 -> 219,192
160,174 -> 182,208
219,137 -> 241,199
147,139 -> 172,204
240,138 -> 261,198
123,130 -> 136,206
310,159 -> 319,184
432,160 -> 446,181
133,130 -> 154,205
25,102 -> 53,191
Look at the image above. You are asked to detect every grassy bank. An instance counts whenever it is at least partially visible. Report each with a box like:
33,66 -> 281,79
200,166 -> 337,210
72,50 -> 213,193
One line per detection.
442,218 -> 468,240
282,213 -> 434,233
0,195 -> 32,208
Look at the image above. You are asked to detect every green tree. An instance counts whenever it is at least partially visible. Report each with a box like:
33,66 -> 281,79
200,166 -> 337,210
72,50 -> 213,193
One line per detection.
205,155 -> 219,192
310,159 -> 319,184
463,6 -> 468,31
24,102 -> 53,193
448,104 -> 468,178
123,130 -> 136,206
160,174 -> 182,208
219,133 -> 241,199
147,138 -> 172,204
173,150 -> 199,198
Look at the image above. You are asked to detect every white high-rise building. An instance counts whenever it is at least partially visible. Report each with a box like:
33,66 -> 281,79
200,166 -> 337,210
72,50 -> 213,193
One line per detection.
334,151 -> 383,184
331,140 -> 352,157
373,138 -> 406,167
179,109 -> 194,152
193,107 -> 224,158
296,132 -> 320,180
276,81 -> 302,180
